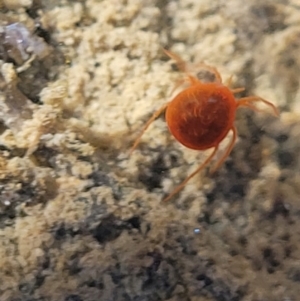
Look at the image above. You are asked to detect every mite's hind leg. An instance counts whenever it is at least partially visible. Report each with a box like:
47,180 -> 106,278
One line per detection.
163,147 -> 218,202
209,126 -> 237,175
237,96 -> 279,117
129,103 -> 168,155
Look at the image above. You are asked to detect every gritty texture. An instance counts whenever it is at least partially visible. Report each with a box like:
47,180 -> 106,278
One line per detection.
0,0 -> 300,301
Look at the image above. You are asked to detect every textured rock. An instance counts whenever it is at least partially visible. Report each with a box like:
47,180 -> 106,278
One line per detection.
0,0 -> 299,301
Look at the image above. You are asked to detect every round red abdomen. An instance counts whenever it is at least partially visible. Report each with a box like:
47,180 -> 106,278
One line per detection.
165,82 -> 237,150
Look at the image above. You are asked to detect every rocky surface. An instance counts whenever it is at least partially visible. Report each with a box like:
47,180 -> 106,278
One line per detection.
0,0 -> 300,301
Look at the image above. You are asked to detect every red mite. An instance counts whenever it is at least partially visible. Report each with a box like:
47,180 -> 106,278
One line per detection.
130,49 -> 279,202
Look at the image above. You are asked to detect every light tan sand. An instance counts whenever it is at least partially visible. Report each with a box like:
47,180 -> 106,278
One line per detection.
0,1 -> 300,300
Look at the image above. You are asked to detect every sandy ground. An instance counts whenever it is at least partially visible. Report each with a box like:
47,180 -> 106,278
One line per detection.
0,0 -> 300,300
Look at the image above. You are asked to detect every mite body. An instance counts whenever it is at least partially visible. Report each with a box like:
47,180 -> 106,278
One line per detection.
166,82 -> 236,150
130,49 -> 279,202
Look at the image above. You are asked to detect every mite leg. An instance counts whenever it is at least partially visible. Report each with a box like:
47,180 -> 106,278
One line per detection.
163,48 -> 223,84
129,103 -> 168,155
231,87 -> 245,94
163,48 -> 219,86
239,102 -> 261,113
169,77 -> 188,96
226,74 -> 234,87
209,126 -> 237,175
163,48 -> 188,73
237,96 -> 279,117
163,147 -> 218,202
226,75 -> 245,93
163,49 -> 199,85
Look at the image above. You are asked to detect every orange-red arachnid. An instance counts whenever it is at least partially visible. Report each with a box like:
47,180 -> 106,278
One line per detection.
130,49 -> 279,202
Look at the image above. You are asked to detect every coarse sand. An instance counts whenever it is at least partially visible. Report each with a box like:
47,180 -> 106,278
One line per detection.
0,1 -> 300,300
